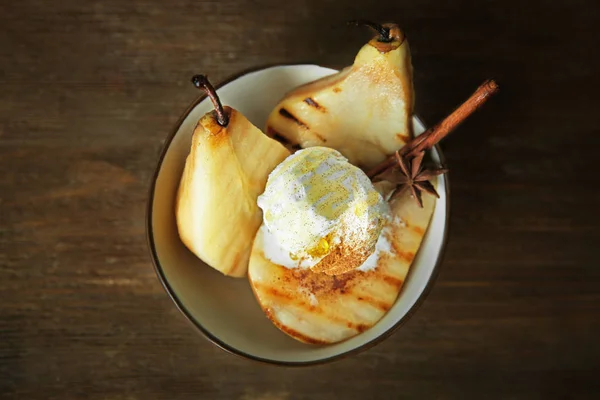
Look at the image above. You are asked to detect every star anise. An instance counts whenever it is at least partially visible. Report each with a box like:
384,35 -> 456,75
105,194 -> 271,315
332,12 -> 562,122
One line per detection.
388,151 -> 447,208
367,79 -> 499,207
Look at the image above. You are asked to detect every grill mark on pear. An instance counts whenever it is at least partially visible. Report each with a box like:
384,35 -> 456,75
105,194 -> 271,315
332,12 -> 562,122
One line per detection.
355,294 -> 393,312
390,239 -> 415,263
256,281 -> 371,333
279,108 -> 309,129
396,249 -> 415,263
411,225 -> 425,235
303,97 -> 326,112
260,284 -> 295,302
266,127 -> 302,151
264,308 -> 329,345
399,218 -> 425,236
313,132 -> 327,143
381,275 -> 403,289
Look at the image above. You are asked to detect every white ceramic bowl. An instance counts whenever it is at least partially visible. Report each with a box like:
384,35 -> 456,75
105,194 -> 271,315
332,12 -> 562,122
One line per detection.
147,65 -> 449,365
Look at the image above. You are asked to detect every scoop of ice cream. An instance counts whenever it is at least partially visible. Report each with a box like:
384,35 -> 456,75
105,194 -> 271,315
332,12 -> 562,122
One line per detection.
257,147 -> 389,274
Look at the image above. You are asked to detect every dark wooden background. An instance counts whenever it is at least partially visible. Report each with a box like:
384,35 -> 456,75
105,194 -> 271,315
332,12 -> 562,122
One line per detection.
1,0 -> 599,398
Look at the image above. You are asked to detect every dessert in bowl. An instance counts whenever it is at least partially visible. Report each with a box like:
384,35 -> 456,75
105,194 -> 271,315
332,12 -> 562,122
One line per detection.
147,22 -> 497,364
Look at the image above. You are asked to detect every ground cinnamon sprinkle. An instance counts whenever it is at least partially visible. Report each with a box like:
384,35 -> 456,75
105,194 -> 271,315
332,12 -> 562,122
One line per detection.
309,220 -> 382,275
289,267 -> 359,296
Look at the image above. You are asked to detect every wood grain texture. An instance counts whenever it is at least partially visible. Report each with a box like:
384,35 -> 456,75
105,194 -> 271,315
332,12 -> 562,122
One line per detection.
1,0 -> 599,399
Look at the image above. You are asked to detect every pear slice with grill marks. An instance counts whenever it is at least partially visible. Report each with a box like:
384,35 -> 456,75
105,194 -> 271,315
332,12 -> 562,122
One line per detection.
247,186 -> 435,344
265,22 -> 414,170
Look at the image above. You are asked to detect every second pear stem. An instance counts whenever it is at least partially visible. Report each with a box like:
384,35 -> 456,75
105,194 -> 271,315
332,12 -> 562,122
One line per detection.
367,79 -> 499,178
349,20 -> 392,42
191,74 -> 229,126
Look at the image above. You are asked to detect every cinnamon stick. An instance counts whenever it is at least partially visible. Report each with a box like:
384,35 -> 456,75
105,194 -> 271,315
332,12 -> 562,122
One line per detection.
367,79 -> 499,178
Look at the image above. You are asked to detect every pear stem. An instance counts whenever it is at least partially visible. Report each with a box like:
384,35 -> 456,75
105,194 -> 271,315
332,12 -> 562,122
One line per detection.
367,79 -> 500,179
348,20 -> 392,43
191,74 -> 229,126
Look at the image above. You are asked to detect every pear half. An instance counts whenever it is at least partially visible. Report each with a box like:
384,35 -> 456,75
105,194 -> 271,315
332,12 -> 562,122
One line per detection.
248,186 -> 435,344
266,23 -> 414,170
177,106 -> 290,277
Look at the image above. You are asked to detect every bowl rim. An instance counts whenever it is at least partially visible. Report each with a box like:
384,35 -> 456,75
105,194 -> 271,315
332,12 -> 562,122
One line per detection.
146,63 -> 451,366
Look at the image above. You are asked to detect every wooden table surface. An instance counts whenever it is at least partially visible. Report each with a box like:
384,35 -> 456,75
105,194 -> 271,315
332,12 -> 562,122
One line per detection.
1,0 -> 599,398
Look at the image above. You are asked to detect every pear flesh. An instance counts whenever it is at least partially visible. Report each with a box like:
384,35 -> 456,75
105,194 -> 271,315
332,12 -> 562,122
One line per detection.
266,24 -> 414,170
248,183 -> 436,344
176,107 -> 290,277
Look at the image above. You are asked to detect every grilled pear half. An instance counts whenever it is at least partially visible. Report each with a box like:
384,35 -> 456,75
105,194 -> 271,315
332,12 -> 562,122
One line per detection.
177,77 -> 290,277
248,186 -> 435,344
266,23 -> 414,170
